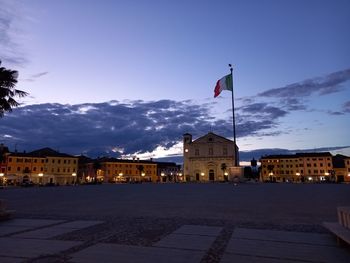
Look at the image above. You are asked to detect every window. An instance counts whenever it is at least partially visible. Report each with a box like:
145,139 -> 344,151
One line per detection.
307,163 -> 311,167
58,160 -> 61,164
9,158 -> 12,162
52,160 -> 55,163
8,167 -> 11,171
313,163 -> 317,167
320,163 -> 323,167
33,167 -> 36,171
314,170 -> 318,174
57,168 -> 60,172
223,148 -> 227,155
17,167 -> 20,171
209,148 -> 213,155
328,163 -> 331,167
34,159 -> 37,163
195,149 -> 199,156
64,160 -> 66,164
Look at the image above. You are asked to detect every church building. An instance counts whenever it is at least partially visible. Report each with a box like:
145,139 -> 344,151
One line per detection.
183,132 -> 238,182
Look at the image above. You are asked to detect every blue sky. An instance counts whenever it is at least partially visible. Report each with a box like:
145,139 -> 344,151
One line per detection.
1,0 -> 350,160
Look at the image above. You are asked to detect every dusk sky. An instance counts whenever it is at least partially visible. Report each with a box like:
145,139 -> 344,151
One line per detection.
1,0 -> 350,161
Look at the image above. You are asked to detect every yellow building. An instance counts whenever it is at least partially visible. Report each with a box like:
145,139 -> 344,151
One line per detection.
260,152 -> 334,183
95,157 -> 157,183
5,148 -> 78,185
183,132 -> 238,182
6,153 -> 46,185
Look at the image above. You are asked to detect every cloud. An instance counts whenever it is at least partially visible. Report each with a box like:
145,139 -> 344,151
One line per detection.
0,0 -> 28,66
259,69 -> 350,98
21,71 -> 49,82
0,100 -> 290,157
343,101 -> 350,113
31,71 -> 48,78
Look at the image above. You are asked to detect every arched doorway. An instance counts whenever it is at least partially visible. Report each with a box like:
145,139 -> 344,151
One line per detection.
209,169 -> 215,181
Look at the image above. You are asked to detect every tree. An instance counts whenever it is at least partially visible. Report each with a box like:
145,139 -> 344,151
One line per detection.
0,61 -> 28,117
136,165 -> 144,182
221,163 -> 228,181
92,160 -> 101,183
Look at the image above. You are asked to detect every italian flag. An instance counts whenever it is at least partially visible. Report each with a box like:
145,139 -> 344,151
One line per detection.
214,74 -> 233,98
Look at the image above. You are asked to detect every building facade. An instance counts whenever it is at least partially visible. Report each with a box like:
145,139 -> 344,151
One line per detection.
155,162 -> 182,183
260,152 -> 350,183
183,132 -> 238,182
90,157 -> 158,183
4,148 -> 78,185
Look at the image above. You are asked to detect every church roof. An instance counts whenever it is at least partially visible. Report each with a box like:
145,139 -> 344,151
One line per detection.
191,132 -> 234,144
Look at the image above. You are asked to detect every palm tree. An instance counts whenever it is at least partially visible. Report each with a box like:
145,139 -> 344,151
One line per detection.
221,163 -> 228,182
0,60 -> 28,117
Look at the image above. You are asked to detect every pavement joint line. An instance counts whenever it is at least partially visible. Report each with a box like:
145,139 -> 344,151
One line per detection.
1,220 -> 70,238
229,252 -> 319,263
170,232 -> 220,237
230,236 -> 338,247
152,244 -> 207,252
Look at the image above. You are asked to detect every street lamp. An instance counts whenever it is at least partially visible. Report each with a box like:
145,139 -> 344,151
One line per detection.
72,172 -> 77,185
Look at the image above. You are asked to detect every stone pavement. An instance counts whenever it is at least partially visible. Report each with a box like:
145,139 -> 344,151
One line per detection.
1,219 -> 350,262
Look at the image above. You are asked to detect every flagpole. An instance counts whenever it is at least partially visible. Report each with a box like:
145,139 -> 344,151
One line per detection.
229,64 -> 238,167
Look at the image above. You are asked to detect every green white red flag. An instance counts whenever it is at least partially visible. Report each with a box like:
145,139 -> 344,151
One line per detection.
214,74 -> 233,98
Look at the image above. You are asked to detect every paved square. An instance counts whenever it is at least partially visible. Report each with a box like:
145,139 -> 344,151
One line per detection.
233,227 -> 336,246
172,225 -> 222,236
53,220 -> 104,229
155,233 -> 217,251
220,254 -> 299,263
0,237 -> 81,258
0,257 -> 25,263
0,225 -> 31,236
0,219 -> 64,227
69,243 -> 204,263
12,226 -> 80,239
223,228 -> 350,263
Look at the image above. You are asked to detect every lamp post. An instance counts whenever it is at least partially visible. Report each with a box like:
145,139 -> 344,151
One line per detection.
72,172 -> 77,185
38,173 -> 43,185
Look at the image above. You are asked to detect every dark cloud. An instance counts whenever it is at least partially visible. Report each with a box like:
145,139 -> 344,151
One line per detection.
0,100 -> 291,157
343,101 -> 350,113
21,71 -> 49,82
31,72 -> 49,78
259,69 -> 350,98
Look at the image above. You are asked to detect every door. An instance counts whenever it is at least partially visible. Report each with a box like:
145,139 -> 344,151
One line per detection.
209,170 -> 215,181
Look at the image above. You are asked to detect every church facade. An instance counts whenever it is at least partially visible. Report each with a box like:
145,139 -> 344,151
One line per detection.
183,132 -> 238,182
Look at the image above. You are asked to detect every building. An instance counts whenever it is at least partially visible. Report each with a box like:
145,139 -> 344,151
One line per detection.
155,162 -> 182,183
5,148 -> 78,185
90,157 -> 158,183
0,144 -> 10,185
332,154 -> 350,183
259,152 -> 349,183
183,132 -> 238,182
